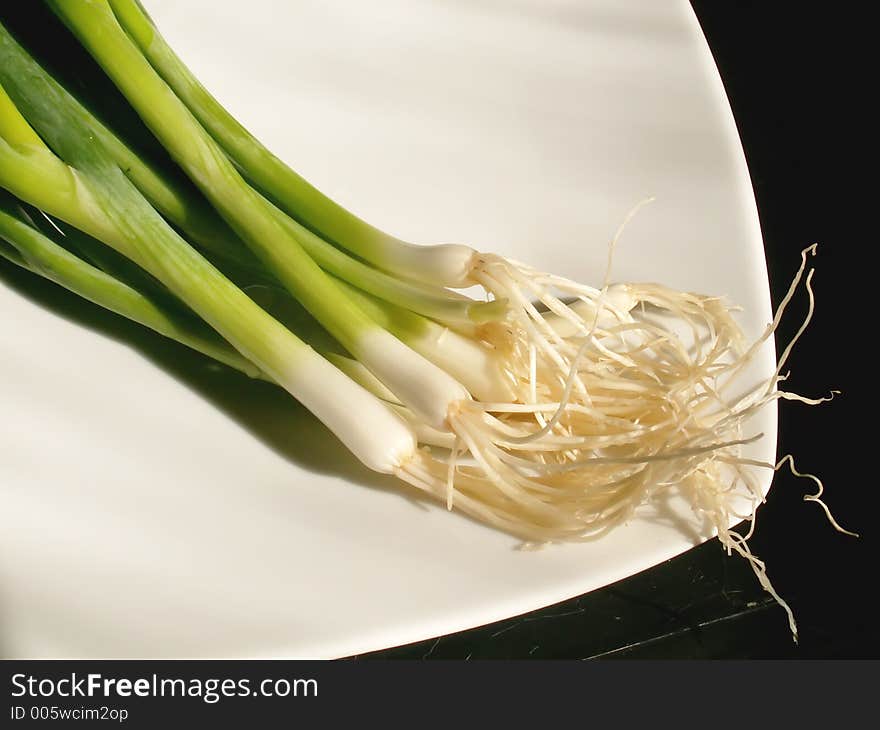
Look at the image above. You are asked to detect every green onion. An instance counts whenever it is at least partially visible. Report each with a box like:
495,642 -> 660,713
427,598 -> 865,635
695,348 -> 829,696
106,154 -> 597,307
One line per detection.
104,0 -> 478,288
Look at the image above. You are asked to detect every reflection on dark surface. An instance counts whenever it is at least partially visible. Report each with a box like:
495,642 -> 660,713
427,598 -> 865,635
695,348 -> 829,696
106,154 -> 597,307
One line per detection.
356,539 -> 867,659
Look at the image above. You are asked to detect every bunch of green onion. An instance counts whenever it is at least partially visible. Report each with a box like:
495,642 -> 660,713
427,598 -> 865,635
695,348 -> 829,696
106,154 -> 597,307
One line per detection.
0,0 -> 836,637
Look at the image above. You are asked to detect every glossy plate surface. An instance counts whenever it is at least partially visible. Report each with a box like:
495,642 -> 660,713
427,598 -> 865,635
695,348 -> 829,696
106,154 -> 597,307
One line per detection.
0,0 -> 775,657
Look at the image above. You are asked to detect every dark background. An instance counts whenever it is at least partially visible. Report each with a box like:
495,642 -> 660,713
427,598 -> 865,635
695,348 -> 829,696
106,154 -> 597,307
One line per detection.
359,2 -> 871,659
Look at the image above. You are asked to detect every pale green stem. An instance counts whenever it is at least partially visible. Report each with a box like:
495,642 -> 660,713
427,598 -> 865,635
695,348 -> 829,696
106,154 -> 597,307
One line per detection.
107,0 -> 476,287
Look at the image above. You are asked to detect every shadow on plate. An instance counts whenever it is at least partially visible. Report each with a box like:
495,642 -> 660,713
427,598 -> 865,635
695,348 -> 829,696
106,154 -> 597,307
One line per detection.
0,258 -> 429,505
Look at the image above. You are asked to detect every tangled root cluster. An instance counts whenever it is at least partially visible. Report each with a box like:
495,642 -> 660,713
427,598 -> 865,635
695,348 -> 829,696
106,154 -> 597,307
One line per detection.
397,243 -> 851,640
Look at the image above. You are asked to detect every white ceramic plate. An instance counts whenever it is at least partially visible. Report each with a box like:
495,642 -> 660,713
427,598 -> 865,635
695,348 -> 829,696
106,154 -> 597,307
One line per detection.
0,0 -> 776,658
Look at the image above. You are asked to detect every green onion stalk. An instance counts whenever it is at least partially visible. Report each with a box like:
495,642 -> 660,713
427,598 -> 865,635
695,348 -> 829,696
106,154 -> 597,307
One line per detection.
0,189 -> 261,378
105,0 -> 478,288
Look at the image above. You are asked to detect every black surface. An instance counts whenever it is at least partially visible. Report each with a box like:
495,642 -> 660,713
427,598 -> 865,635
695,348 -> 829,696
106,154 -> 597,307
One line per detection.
357,2 -> 872,659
